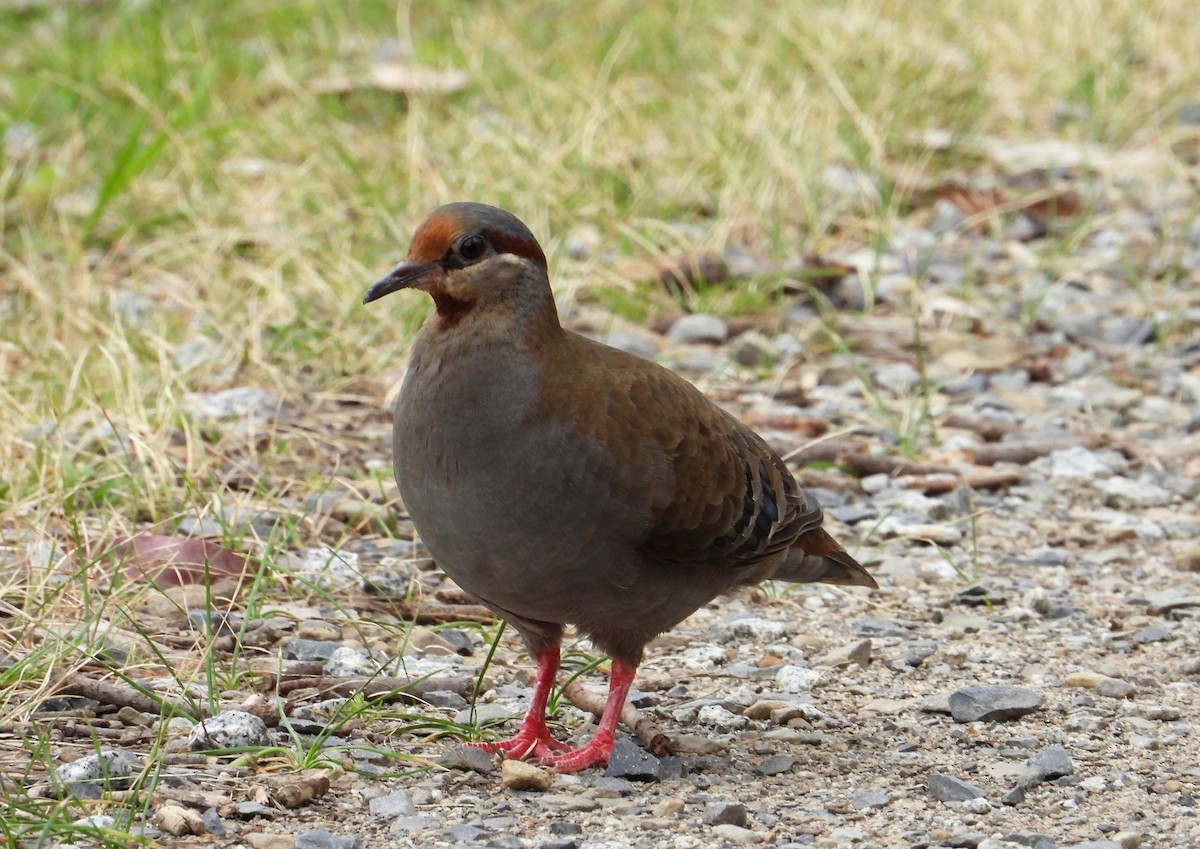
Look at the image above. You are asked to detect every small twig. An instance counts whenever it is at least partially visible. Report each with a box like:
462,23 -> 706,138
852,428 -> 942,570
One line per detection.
562,680 -> 671,757
274,674 -> 474,701
966,439 -> 1081,466
900,469 -> 1023,494
392,599 -> 497,624
57,673 -> 203,720
838,453 -> 953,477
941,413 -> 1017,442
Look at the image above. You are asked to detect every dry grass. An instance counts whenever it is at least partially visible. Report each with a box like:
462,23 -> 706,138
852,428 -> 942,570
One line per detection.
0,1 -> 1197,839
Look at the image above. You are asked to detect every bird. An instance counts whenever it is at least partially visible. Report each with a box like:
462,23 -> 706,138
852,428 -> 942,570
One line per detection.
364,202 -> 877,773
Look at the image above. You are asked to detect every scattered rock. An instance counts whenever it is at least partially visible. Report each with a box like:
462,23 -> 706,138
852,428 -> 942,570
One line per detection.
703,801 -> 748,827
603,738 -> 663,782
948,686 -> 1044,722
851,789 -> 891,809
666,313 -> 728,344
187,711 -> 270,751
367,791 -> 415,819
929,772 -> 987,802
500,759 -> 552,791
814,638 -> 872,668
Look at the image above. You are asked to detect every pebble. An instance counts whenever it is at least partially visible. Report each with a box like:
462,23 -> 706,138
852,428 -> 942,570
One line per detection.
186,710 -> 270,751
813,639 -> 872,668
438,745 -> 498,773
948,686 -> 1044,722
1143,589 -> 1200,614
851,789 -> 891,809
703,801 -> 748,827
55,750 -> 140,799
756,755 -> 797,776
774,665 -> 821,693
1046,446 -> 1118,480
295,830 -> 360,849
928,772 -> 987,802
1009,743 -> 1074,800
667,313 -> 728,344
711,824 -> 763,845
603,738 -> 663,782
501,759 -> 552,791
368,791 -> 416,819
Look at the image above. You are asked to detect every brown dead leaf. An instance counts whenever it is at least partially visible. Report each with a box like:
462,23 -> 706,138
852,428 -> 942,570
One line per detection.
934,182 -> 1082,232
268,773 -> 330,809
110,535 -> 253,588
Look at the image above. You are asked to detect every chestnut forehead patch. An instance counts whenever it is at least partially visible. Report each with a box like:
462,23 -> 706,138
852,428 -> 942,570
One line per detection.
405,203 -> 548,268
407,212 -> 462,264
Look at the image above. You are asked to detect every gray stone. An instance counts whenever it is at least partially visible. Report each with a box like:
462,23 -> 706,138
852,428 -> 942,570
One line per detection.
195,806 -> 225,836
711,824 -> 761,845
1002,785 -> 1028,806
702,801 -> 748,827
1094,677 -> 1137,699
1046,446 -> 1116,480
1102,477 -> 1174,509
604,331 -> 660,360
232,801 -> 276,819
295,831 -> 360,849
422,689 -> 468,708
187,710 -> 270,751
1143,590 -> 1200,615
55,750 -> 141,800
856,618 -> 908,637
666,313 -> 728,345
928,772 -> 987,802
443,823 -> 487,842
368,791 -> 416,819
1005,834 -> 1057,849
602,737 -> 662,782
438,745 -> 498,774
851,789 -> 891,809
1011,744 -> 1074,798
948,686 -> 1044,722
282,638 -> 342,662
1132,624 -> 1174,644
756,755 -> 797,776
814,639 -> 872,668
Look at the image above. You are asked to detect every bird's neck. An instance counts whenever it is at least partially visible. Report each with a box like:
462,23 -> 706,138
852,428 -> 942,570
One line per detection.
416,293 -> 566,363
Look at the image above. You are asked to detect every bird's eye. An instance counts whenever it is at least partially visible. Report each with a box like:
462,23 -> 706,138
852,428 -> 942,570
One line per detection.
459,235 -> 487,261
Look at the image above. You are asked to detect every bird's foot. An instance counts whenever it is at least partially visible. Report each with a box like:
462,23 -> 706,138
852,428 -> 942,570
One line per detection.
468,725 -> 570,761
535,731 -> 615,774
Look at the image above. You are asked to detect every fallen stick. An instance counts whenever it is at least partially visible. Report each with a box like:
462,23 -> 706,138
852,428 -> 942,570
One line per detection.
966,439 -> 1082,466
57,673 -> 203,720
562,679 -> 671,757
274,674 -> 475,701
901,469 -> 1023,494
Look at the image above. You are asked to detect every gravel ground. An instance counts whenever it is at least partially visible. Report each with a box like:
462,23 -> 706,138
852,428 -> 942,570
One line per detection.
18,138 -> 1200,848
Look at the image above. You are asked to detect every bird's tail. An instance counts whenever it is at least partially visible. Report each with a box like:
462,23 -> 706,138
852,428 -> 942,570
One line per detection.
774,528 -> 877,588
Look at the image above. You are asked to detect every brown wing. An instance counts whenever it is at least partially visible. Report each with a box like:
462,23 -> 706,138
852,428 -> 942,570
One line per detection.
529,332 -> 872,583
535,335 -> 822,570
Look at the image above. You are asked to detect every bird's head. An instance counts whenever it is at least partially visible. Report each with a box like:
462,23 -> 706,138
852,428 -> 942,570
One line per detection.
363,202 -> 552,330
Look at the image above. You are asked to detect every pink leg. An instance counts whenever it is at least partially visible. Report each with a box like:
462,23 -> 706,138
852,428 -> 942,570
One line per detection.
468,648 -> 569,760
540,659 -> 637,774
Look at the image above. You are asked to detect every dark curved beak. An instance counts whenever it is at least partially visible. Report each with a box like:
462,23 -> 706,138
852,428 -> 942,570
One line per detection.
363,261 -> 442,304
